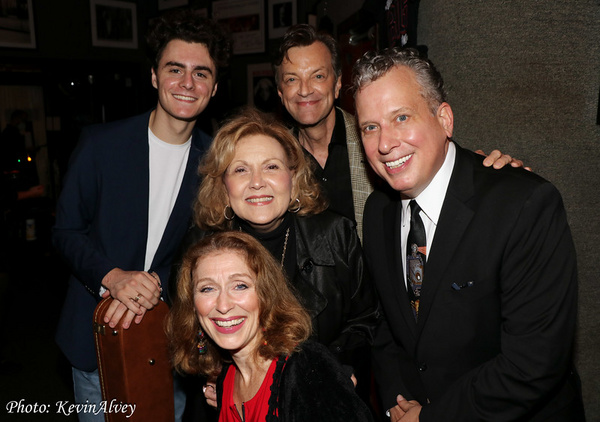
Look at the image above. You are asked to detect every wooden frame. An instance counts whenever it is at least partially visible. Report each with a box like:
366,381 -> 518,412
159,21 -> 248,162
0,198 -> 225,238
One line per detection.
247,63 -> 278,112
268,0 -> 296,39
0,0 -> 36,48
213,0 -> 265,55
90,0 -> 138,49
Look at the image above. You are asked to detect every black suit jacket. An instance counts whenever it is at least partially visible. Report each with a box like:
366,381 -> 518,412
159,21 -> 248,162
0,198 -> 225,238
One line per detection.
364,145 -> 583,421
53,110 -> 211,371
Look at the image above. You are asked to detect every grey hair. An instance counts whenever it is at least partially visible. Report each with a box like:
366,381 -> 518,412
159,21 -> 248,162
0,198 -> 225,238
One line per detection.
352,47 -> 447,115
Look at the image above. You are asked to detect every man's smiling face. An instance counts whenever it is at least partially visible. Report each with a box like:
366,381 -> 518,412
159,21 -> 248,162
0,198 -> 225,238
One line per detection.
151,39 -> 218,123
355,65 -> 453,198
276,41 -> 341,128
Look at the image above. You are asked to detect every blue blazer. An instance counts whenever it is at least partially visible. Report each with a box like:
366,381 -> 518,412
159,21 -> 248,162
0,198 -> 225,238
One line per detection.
53,110 -> 211,371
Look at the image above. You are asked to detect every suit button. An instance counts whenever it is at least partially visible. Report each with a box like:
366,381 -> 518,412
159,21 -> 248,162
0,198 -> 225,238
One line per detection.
418,363 -> 427,372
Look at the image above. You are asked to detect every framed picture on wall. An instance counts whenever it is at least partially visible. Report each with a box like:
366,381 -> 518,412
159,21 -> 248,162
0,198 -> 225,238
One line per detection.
158,0 -> 188,11
0,0 -> 36,48
213,0 -> 265,55
90,0 -> 138,49
247,63 -> 279,113
268,0 -> 296,39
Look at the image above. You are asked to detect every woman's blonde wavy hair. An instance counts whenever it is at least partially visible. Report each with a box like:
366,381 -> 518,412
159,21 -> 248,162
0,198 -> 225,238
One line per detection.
166,231 -> 312,379
194,107 -> 327,230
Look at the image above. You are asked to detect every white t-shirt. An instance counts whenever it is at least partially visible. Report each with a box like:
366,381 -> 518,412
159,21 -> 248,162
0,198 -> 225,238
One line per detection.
145,128 -> 191,271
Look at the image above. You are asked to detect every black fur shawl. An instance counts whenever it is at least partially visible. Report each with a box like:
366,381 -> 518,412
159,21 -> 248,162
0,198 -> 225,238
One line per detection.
216,341 -> 373,421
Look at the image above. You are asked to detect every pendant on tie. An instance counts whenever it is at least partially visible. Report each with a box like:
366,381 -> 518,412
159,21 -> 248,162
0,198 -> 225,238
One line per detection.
407,243 -> 424,318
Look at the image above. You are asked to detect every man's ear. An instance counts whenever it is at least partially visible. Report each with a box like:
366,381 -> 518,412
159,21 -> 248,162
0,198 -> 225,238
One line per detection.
211,82 -> 219,97
334,75 -> 342,99
437,102 -> 454,138
151,68 -> 158,89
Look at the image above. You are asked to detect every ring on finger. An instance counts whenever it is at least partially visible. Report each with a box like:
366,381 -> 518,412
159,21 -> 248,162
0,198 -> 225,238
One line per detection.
133,294 -> 141,302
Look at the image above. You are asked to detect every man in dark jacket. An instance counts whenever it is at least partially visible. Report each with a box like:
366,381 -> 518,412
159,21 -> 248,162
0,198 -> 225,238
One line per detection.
53,11 -> 230,421
354,48 -> 584,421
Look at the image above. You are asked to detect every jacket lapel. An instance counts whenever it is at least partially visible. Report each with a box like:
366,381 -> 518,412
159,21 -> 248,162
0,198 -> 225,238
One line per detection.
152,129 -> 206,268
415,146 -> 475,332
341,107 -> 374,241
385,198 -> 419,340
125,113 -> 152,267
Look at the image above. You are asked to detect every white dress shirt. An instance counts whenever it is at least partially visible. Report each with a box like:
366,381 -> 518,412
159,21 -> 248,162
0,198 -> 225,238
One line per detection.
401,141 -> 456,288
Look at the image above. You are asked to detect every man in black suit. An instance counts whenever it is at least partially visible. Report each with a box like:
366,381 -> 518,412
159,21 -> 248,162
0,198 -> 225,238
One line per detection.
353,48 -> 584,421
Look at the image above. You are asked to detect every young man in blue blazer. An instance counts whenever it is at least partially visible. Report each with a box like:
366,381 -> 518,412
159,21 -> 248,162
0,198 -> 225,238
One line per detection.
53,11 -> 230,421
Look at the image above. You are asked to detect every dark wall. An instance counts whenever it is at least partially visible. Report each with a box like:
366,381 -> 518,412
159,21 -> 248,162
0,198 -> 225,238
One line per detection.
0,0 -> 292,189
0,0 -> 324,159
417,2 -> 600,420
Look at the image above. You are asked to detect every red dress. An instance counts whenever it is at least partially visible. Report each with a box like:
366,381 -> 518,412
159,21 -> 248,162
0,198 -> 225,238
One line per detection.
219,358 -> 278,422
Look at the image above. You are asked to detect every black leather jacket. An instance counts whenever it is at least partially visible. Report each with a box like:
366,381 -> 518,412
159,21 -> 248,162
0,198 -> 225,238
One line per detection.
167,211 -> 379,365
291,211 -> 378,360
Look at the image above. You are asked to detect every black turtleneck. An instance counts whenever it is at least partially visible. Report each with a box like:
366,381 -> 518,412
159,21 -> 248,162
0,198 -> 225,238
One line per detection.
236,212 -> 297,280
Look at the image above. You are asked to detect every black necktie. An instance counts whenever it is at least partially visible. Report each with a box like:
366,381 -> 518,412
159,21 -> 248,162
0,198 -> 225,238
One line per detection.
406,200 -> 426,320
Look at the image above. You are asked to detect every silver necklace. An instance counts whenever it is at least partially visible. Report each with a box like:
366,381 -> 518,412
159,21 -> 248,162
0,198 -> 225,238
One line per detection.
280,227 -> 290,268
238,225 -> 289,268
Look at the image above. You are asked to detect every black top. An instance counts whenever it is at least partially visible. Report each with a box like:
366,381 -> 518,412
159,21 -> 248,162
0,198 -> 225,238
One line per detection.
298,108 -> 355,223
236,213 -> 297,280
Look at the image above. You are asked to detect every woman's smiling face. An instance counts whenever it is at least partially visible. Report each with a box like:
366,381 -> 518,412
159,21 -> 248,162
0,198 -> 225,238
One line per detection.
224,134 -> 294,233
193,250 -> 262,357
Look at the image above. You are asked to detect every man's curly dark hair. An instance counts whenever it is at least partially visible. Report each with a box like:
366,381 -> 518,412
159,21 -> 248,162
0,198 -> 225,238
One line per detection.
146,10 -> 232,80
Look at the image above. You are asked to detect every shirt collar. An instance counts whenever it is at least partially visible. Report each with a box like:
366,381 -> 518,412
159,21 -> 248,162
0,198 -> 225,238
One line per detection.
402,141 -> 456,225
291,107 -> 346,147
330,107 -> 347,146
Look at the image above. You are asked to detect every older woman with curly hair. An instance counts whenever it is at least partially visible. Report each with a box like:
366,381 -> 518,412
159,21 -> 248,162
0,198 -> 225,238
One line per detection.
167,107 -> 379,406
167,231 -> 373,421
